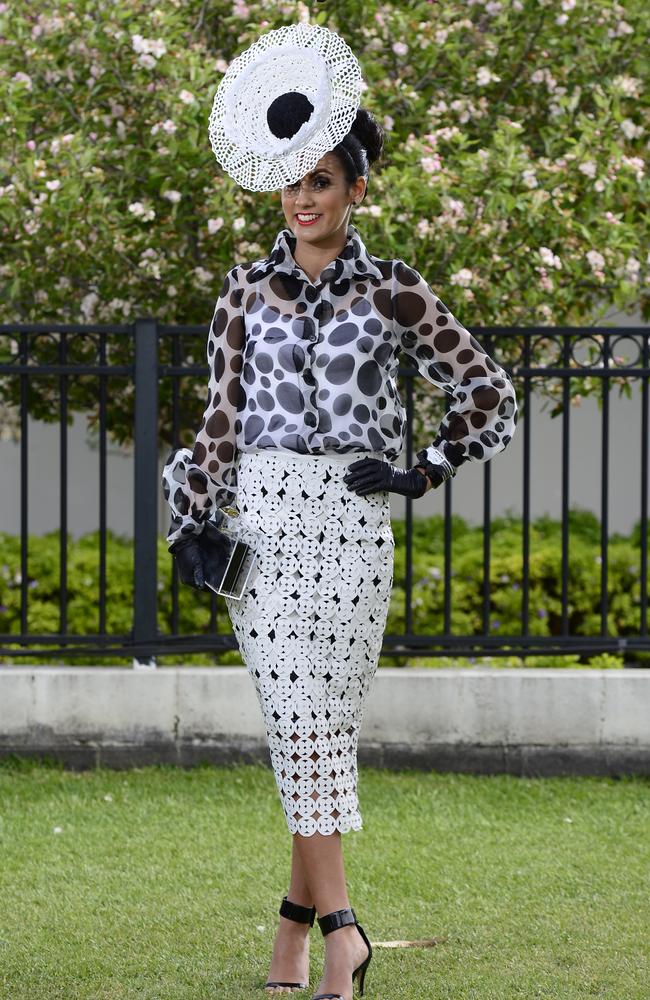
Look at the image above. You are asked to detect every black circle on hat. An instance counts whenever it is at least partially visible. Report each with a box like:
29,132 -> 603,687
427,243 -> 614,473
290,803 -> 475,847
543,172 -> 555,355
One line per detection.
267,92 -> 314,140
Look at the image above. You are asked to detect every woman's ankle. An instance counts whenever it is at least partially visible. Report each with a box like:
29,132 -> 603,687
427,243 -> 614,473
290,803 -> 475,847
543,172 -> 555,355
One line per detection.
279,915 -> 311,934
323,924 -> 363,950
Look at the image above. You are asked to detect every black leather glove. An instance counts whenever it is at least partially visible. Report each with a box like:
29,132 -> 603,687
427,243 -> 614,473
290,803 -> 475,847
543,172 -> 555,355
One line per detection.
343,458 -> 430,499
168,534 -> 207,591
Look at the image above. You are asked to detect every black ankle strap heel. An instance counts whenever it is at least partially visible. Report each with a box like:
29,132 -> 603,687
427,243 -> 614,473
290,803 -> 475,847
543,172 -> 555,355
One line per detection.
264,895 -> 317,992
311,907 -> 372,1000
280,895 -> 317,926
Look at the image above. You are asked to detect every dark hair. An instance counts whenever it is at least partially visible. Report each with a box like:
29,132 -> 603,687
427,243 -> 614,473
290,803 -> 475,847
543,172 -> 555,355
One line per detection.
330,107 -> 385,202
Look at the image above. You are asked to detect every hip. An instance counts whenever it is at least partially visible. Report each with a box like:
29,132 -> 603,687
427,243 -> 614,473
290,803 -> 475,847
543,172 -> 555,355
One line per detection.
234,447 -> 393,539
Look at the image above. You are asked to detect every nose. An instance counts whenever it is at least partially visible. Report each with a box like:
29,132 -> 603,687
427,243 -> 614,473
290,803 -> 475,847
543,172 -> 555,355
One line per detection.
288,179 -> 319,209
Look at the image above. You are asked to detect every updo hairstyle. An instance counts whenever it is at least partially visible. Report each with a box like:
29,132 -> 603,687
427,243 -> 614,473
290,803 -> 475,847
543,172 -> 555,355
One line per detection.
330,106 -> 385,203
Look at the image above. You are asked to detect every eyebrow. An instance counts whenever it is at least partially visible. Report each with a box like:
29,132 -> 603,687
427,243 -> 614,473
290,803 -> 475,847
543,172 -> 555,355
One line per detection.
306,168 -> 332,177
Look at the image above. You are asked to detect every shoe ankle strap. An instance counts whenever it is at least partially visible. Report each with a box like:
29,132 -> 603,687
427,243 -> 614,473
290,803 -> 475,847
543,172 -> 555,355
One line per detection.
279,894 -> 317,926
317,906 -> 357,936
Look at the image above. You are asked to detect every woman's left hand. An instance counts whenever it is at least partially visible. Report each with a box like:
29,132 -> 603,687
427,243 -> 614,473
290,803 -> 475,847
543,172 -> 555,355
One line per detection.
343,458 -> 431,498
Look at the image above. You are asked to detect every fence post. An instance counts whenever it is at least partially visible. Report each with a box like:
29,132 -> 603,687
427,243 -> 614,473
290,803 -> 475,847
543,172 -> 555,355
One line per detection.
133,317 -> 159,668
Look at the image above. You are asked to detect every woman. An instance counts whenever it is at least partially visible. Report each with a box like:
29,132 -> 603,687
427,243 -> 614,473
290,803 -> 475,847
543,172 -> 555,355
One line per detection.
162,107 -> 518,1000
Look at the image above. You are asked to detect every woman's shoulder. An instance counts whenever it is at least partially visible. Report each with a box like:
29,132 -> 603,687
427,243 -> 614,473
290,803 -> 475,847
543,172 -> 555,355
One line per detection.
390,256 -> 425,281
363,246 -> 425,288
227,257 -> 270,289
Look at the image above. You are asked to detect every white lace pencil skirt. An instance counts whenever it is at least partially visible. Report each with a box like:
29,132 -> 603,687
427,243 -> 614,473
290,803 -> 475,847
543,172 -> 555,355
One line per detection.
224,447 -> 395,837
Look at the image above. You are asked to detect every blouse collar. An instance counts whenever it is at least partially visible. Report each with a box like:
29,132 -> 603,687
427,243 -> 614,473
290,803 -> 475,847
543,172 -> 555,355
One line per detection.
248,222 -> 384,286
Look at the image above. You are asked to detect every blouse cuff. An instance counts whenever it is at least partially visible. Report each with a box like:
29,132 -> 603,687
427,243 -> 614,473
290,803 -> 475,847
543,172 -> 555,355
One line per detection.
161,446 -> 236,548
416,445 -> 458,488
430,435 -> 469,470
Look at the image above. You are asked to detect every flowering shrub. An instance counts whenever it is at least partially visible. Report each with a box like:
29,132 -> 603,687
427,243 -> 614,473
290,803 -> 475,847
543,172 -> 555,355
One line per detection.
0,0 -> 648,446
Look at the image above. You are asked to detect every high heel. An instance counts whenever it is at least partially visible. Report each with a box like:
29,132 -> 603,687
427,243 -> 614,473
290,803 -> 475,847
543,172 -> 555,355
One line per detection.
311,906 -> 372,1000
264,895 -> 317,992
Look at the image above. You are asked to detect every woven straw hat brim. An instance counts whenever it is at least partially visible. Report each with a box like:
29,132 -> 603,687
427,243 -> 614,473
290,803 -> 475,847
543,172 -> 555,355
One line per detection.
208,22 -> 363,192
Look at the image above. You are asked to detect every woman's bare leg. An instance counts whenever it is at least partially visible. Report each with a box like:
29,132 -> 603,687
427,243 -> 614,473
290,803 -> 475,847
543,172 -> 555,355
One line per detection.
287,836 -> 314,907
265,840 -> 314,994
293,832 -> 369,1000
293,830 -> 349,912
266,731 -> 368,999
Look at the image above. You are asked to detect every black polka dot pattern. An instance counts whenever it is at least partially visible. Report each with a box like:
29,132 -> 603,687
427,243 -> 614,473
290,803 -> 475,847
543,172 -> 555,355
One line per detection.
161,223 -> 518,545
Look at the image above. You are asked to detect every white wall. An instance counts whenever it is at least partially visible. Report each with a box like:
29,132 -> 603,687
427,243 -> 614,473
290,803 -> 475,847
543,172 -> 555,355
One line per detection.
0,412 -> 134,541
2,666 -> 649,774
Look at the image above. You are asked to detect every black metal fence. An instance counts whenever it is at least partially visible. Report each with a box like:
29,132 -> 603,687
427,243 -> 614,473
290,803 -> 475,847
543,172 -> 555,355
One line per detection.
0,321 -> 648,664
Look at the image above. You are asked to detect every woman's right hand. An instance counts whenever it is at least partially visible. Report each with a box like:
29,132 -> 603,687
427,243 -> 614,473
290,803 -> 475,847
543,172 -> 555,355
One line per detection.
168,535 -> 206,591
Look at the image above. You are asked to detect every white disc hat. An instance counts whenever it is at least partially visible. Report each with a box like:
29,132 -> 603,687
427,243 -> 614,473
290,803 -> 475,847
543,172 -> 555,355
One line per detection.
208,22 -> 364,192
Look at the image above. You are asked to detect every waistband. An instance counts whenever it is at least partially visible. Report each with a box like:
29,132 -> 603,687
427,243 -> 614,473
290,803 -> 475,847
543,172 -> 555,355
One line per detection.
243,447 -> 387,466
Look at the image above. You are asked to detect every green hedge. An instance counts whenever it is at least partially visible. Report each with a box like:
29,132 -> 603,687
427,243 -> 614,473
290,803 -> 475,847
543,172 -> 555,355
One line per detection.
1,508 -> 647,668
389,508 -> 648,669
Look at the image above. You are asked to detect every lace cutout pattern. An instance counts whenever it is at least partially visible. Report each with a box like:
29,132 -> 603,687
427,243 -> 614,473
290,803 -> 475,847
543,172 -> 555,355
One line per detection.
225,448 -> 395,837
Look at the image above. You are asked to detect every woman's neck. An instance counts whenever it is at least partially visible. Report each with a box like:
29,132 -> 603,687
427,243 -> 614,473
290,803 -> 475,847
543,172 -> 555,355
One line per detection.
289,222 -> 351,282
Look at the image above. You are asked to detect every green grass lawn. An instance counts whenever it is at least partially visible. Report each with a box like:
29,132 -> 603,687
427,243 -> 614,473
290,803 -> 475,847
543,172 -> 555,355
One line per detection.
0,759 -> 647,1000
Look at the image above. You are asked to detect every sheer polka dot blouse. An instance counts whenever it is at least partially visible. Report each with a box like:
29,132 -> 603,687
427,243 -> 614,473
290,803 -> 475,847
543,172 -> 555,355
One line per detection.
161,223 -> 518,547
